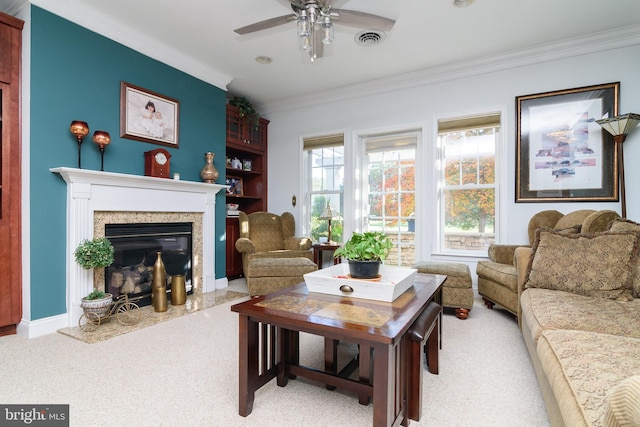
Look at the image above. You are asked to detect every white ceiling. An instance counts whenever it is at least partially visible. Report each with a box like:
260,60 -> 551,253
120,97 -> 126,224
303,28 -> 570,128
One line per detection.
13,0 -> 640,110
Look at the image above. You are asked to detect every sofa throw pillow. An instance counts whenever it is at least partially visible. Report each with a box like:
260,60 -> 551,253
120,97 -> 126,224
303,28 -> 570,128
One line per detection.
604,375 -> 640,427
524,228 -> 639,300
609,219 -> 640,298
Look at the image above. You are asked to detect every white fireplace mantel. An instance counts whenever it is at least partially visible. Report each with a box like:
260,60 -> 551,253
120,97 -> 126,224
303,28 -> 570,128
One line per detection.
51,167 -> 227,327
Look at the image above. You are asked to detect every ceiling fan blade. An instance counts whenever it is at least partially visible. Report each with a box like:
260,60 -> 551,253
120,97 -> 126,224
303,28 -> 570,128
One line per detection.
234,14 -> 296,35
332,9 -> 396,32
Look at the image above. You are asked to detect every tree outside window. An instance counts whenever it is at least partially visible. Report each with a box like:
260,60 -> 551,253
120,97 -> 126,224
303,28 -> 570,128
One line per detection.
438,122 -> 498,253
366,146 -> 416,266
444,154 -> 495,233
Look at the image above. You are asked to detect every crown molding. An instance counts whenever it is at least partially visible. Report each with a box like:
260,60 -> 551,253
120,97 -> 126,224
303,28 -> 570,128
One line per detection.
22,1 -> 640,115
29,0 -> 233,91
261,25 -> 640,115
2,0 -> 28,16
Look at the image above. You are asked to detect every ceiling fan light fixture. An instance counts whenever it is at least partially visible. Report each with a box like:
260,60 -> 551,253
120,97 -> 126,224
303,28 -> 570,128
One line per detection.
300,34 -> 312,52
297,10 -> 310,37
321,16 -> 334,45
233,1 -> 396,62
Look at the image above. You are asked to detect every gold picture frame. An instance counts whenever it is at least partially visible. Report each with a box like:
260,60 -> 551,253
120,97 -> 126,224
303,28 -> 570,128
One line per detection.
120,81 -> 180,148
516,82 -> 619,202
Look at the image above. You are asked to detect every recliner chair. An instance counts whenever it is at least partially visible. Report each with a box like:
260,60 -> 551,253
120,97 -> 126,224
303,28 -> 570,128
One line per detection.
235,211 -> 316,295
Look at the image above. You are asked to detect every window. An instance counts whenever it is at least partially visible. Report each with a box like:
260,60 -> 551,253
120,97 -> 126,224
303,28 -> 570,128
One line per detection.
437,113 -> 500,255
303,134 -> 344,243
362,132 -> 417,267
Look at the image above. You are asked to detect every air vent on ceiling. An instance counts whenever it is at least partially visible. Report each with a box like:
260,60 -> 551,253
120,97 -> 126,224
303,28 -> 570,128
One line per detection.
355,30 -> 386,47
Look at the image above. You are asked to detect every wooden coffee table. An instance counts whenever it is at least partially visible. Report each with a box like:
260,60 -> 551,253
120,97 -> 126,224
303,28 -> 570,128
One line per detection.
231,273 -> 445,427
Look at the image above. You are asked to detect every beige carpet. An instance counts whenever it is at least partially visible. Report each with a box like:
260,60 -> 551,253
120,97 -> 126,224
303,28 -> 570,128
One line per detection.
0,290 -> 550,426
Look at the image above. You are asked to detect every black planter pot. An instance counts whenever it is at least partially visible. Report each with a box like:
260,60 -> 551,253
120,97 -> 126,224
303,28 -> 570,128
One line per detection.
347,260 -> 382,279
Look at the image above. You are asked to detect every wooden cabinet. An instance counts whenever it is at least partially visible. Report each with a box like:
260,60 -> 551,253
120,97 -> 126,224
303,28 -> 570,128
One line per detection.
0,12 -> 23,336
225,104 -> 269,278
226,104 -> 268,150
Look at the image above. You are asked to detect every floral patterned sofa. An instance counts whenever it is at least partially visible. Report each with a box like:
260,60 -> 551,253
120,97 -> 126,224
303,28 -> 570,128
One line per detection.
514,218 -> 640,427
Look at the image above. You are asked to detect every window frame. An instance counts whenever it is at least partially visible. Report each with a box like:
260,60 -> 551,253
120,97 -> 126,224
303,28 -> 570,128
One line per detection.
302,135 -> 345,243
359,130 -> 420,267
434,111 -> 503,257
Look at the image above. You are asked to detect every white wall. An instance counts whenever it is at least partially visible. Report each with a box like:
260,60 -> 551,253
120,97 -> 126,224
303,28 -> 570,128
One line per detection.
264,43 -> 640,262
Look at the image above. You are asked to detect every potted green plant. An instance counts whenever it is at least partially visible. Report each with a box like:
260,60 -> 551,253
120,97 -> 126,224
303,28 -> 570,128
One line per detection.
74,237 -> 114,270
74,237 -> 115,315
228,96 -> 260,129
80,289 -> 113,317
334,231 -> 393,279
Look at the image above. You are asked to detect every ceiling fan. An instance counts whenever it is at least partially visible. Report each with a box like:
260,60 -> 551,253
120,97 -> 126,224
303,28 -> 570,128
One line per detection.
234,0 -> 396,61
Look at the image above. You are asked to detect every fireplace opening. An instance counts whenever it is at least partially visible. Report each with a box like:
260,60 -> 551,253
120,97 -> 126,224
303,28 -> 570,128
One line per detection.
105,222 -> 193,307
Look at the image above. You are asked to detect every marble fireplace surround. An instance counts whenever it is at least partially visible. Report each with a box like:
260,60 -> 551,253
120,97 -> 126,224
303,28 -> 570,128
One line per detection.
51,167 -> 226,328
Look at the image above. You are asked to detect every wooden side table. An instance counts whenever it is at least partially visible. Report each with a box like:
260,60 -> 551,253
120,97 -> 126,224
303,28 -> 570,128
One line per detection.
312,243 -> 341,269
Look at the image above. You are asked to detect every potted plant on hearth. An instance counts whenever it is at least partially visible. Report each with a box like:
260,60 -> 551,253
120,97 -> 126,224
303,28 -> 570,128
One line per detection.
333,231 -> 393,279
74,237 -> 115,316
80,288 -> 113,317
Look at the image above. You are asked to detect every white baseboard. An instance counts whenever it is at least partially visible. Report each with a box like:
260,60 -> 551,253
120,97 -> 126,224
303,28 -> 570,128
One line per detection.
16,282 -> 231,339
215,277 -> 228,289
17,313 -> 68,339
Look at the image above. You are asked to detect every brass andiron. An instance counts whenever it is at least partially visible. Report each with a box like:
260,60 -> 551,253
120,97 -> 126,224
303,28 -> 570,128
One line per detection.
152,251 -> 168,312
170,275 -> 187,306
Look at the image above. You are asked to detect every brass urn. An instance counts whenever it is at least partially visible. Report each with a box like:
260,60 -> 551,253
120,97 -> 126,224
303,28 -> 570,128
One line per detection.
200,152 -> 220,183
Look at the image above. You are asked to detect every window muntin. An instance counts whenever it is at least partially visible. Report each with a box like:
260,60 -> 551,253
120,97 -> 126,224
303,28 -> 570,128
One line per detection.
364,133 -> 417,267
437,115 -> 499,254
305,142 -> 344,243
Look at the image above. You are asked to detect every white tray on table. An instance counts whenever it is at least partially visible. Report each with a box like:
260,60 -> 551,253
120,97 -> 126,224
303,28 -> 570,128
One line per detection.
303,263 -> 417,302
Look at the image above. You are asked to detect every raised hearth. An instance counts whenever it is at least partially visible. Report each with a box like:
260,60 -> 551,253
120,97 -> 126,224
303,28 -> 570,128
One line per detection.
51,167 -> 226,328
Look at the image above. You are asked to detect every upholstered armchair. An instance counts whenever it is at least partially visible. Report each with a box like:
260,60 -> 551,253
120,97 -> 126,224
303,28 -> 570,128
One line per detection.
476,209 -> 620,320
235,211 -> 315,295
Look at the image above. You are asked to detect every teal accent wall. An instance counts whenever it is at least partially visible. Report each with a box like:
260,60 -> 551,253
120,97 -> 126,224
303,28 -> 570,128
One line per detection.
30,6 -> 227,320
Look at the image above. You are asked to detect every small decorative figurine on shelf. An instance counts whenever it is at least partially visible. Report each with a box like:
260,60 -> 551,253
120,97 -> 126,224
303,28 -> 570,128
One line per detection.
231,157 -> 242,170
